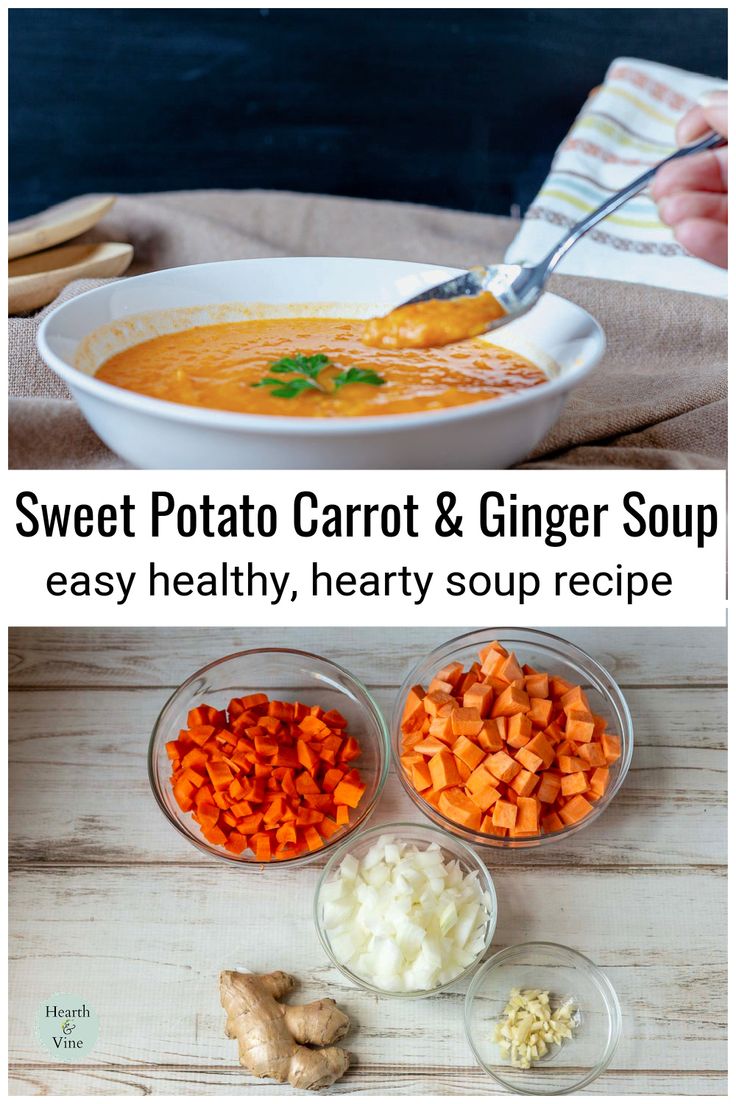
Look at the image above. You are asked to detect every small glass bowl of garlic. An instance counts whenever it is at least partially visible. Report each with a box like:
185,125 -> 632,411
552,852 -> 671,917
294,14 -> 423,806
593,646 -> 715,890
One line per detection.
464,942 -> 621,1094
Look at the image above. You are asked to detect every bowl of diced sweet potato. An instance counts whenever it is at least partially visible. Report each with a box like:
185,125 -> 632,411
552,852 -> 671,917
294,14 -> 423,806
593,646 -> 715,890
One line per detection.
149,648 -> 390,866
392,629 -> 633,848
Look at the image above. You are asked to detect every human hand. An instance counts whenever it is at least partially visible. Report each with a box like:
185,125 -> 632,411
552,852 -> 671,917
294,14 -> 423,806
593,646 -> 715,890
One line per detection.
651,90 -> 727,268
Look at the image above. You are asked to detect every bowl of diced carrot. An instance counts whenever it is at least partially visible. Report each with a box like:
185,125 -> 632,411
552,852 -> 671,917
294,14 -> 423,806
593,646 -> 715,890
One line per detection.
392,629 -> 633,848
149,648 -> 390,866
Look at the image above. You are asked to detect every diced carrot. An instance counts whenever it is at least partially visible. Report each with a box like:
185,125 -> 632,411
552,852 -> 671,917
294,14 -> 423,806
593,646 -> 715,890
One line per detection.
202,823 -> 227,846
335,805 -> 350,825
303,826 -> 324,852
340,736 -> 361,762
251,832 -> 273,862
224,831 -> 248,855
173,776 -> 196,811
322,767 -> 344,793
332,778 -> 366,809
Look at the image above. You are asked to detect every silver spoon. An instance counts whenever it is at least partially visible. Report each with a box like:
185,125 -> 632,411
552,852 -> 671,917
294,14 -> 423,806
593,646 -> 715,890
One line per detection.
398,131 -> 724,332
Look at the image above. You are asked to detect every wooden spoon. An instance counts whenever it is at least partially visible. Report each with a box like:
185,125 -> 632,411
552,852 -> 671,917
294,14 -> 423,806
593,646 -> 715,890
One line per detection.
8,194 -> 116,260
9,241 -> 134,313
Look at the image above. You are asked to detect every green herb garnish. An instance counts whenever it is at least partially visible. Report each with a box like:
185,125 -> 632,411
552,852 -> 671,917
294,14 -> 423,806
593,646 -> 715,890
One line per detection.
253,353 -> 385,398
332,366 -> 385,390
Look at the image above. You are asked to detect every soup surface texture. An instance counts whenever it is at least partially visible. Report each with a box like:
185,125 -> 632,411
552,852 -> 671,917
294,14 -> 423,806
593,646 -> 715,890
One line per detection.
95,317 -> 546,417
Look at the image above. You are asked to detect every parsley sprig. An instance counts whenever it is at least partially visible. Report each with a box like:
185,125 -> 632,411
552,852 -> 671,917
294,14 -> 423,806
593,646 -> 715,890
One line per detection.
253,353 -> 384,399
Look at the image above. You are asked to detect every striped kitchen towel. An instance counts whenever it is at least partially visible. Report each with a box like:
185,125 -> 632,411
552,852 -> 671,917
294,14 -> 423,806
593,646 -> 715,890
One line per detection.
506,57 -> 727,296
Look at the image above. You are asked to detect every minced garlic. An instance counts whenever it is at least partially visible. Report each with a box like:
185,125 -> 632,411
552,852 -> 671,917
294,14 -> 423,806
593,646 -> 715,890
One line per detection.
493,988 -> 577,1069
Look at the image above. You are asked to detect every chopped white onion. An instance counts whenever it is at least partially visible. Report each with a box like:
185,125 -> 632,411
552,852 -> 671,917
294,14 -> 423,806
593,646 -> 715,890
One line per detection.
321,835 -> 491,992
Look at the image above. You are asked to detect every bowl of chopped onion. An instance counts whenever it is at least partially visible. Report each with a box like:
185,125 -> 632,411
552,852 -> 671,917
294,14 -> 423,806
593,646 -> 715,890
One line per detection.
314,822 -> 497,998
464,941 -> 621,1094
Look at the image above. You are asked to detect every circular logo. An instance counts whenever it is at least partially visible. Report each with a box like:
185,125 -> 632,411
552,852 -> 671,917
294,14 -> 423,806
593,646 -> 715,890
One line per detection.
36,995 -> 99,1062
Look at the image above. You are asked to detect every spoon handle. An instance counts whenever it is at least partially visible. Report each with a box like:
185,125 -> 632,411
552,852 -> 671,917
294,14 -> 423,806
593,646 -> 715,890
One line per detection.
538,131 -> 724,276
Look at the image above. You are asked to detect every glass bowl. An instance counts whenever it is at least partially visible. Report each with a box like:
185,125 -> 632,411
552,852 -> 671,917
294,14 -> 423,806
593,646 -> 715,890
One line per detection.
391,628 -> 633,849
464,941 -> 621,1094
314,821 -> 497,998
149,647 -> 389,868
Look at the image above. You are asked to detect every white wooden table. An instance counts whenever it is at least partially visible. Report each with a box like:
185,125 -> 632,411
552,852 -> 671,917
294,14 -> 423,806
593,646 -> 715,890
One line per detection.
9,627 -> 726,1095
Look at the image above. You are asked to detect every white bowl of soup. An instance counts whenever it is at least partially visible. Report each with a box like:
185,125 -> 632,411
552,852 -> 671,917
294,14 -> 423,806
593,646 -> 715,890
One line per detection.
36,257 -> 604,469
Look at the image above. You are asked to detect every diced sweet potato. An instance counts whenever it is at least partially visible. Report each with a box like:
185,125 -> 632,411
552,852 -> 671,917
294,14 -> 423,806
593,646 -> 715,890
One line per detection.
579,742 -> 606,767
451,706 -> 483,737
515,745 -> 543,774
561,771 -> 588,797
510,768 -> 539,797
486,750 -> 521,783
559,794 -> 594,825
514,795 -> 539,834
478,718 -> 506,752
491,798 -> 517,829
601,733 -> 622,763
491,685 -> 530,718
506,712 -> 532,749
565,718 -> 595,744
439,787 -> 482,830
589,766 -> 610,796
428,748 -> 462,791
453,735 -> 485,770
462,681 -> 494,717
400,641 -> 618,839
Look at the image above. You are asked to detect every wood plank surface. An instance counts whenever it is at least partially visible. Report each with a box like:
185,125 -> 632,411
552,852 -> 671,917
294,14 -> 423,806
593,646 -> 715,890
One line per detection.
8,627 -> 727,1095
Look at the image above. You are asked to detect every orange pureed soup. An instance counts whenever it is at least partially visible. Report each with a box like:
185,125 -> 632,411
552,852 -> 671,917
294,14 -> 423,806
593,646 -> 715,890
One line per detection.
95,317 -> 547,417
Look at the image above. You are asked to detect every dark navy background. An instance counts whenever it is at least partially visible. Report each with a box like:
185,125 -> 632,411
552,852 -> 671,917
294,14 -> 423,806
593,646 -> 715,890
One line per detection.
9,8 -> 727,220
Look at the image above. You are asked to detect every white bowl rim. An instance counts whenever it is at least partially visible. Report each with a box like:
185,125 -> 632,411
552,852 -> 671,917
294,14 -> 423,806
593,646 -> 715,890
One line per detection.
36,256 -> 606,437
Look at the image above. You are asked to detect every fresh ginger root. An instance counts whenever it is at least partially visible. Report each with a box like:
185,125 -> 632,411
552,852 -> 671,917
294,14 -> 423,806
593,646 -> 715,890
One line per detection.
220,970 -> 350,1091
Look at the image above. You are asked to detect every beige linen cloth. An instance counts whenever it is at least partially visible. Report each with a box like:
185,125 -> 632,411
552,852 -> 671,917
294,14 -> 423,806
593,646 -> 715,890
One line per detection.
9,190 -> 726,469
